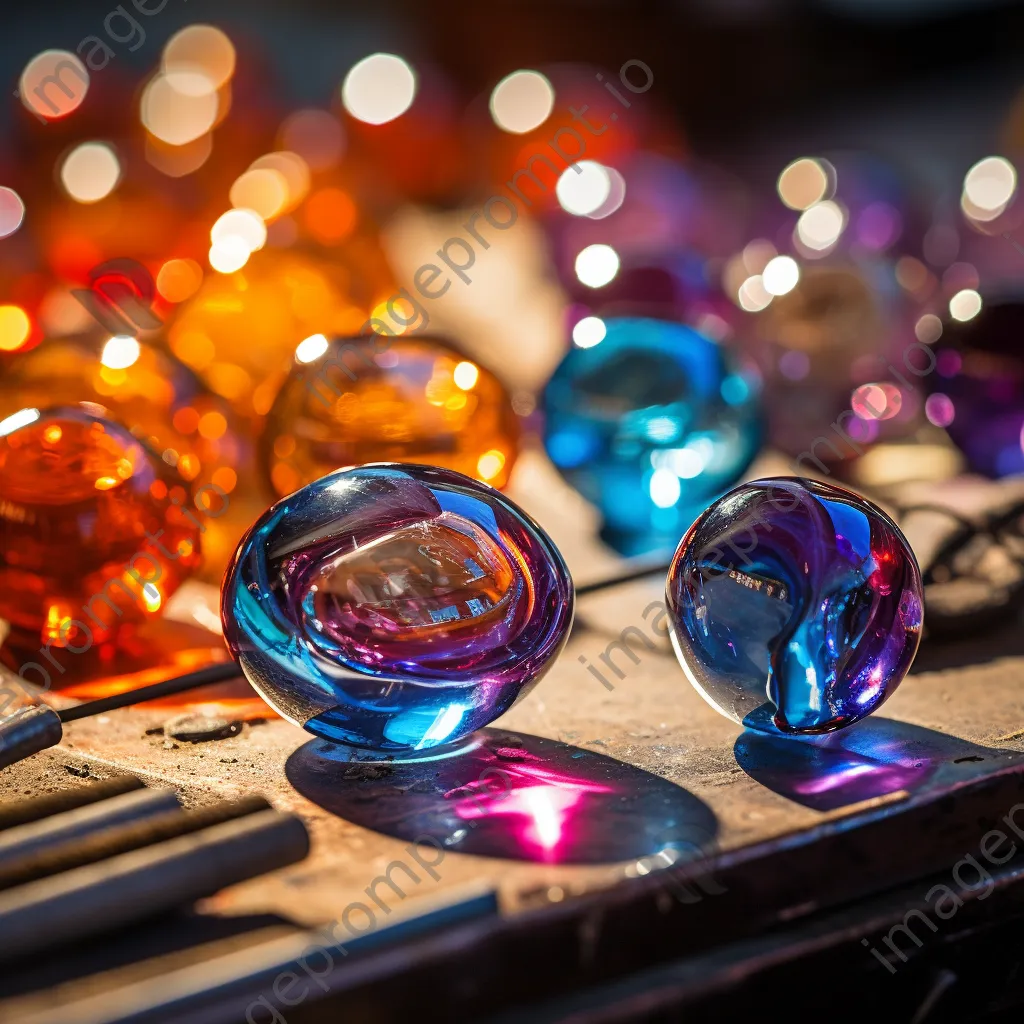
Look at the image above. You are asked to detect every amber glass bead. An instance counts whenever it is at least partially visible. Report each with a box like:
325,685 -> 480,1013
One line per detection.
261,334 -> 520,497
0,405 -> 202,661
0,337 -> 251,579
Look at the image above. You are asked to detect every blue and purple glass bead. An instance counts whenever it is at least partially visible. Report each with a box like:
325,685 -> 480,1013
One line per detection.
666,477 -> 923,735
542,316 -> 762,556
221,464 -> 573,756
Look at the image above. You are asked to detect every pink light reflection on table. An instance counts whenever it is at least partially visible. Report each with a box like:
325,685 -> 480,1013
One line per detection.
446,758 -> 614,861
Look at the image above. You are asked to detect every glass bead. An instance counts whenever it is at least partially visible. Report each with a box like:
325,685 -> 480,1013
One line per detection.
262,335 -> 520,497
929,298 -> 1024,477
542,316 -> 762,555
0,404 -> 202,656
666,477 -> 923,735
221,464 -> 573,756
743,263 -> 916,460
0,336 -> 251,579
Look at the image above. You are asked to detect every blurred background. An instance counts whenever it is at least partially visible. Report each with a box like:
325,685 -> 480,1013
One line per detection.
1,0 -> 1024,682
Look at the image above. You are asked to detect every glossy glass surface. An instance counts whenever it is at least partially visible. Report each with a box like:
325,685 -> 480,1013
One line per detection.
930,299 -> 1024,477
221,464 -> 573,755
262,335 -> 519,497
542,317 -> 762,556
666,477 -> 923,735
0,337 -> 250,578
0,404 -> 201,651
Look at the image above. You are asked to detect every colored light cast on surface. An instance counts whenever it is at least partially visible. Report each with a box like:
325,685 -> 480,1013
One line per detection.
666,477 -> 923,736
221,464 -> 574,755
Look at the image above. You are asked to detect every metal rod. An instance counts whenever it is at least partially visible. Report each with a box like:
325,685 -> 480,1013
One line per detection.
0,809 -> 310,962
0,795 -> 272,892
2,884 -> 500,1024
57,662 -> 242,723
0,776 -> 145,833
0,788 -> 181,871
575,560 -> 672,596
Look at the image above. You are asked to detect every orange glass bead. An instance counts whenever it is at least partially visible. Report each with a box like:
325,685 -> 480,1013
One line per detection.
261,334 -> 520,496
0,336 -> 254,580
0,405 -> 202,670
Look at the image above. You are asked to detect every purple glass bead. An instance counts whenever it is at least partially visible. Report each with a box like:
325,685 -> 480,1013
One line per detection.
221,464 -> 573,756
929,297 -> 1024,477
666,477 -> 923,735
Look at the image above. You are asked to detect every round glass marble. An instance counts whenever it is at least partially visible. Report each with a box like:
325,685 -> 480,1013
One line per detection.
262,334 -> 519,497
542,317 -> 762,555
0,403 -> 202,652
666,477 -> 923,735
221,464 -> 573,756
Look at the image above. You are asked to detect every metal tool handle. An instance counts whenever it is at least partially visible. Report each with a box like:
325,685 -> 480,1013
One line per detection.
0,707 -> 63,771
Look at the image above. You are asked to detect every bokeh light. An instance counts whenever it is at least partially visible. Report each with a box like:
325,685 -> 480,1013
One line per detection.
796,200 -> 846,252
0,188 -> 25,239
162,25 -> 236,95
157,259 -> 204,303
949,288 -> 982,321
100,336 -> 141,370
59,142 -> 121,203
212,209 -> 267,253
209,237 -> 251,274
852,382 -> 902,421
574,244 -> 620,288
295,333 -> 329,364
0,306 -> 31,352
489,70 -> 555,134
777,157 -> 832,211
142,73 -> 218,145
737,275 -> 772,312
342,53 -> 417,125
453,361 -> 480,390
761,255 -> 800,296
145,133 -> 213,178
250,152 -> 310,212
925,393 -> 955,428
230,168 -> 288,221
304,187 -> 357,244
19,50 -> 89,120
572,316 -> 607,348
556,161 -> 612,217
961,155 -> 1017,222
280,109 -> 345,170
914,313 -> 943,343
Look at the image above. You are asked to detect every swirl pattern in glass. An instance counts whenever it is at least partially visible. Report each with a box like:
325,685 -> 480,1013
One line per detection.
666,477 -> 923,735
221,464 -> 573,754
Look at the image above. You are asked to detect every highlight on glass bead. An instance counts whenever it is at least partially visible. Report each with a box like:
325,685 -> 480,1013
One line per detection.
262,334 -> 520,497
221,463 -> 573,756
666,477 -> 923,736
0,404 -> 202,655
542,316 -> 762,555
929,297 -> 1024,477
